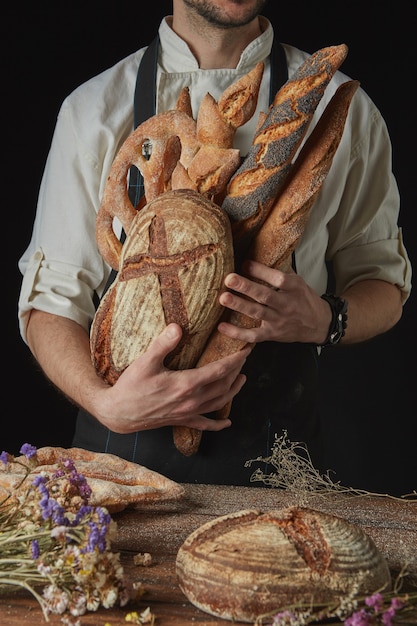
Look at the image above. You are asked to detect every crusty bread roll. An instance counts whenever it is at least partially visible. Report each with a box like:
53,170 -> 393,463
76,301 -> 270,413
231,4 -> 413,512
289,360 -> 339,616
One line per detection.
176,506 -> 391,623
96,64 -> 264,272
91,189 -> 234,385
196,62 -> 264,148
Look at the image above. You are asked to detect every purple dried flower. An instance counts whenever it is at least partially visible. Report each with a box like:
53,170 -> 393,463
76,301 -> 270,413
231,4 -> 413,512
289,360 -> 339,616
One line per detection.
31,539 -> 40,559
78,481 -> 92,499
32,474 -> 46,487
344,608 -> 373,625
19,443 -> 37,459
271,610 -> 299,625
365,592 -> 383,611
74,505 -> 94,524
51,502 -> 66,526
390,597 -> 405,610
381,597 -> 406,626
0,446 -> 130,619
0,451 -> 10,465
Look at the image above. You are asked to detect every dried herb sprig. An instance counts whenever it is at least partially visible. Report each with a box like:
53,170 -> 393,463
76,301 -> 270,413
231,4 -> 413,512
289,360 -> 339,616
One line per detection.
254,575 -> 417,625
245,430 -> 416,503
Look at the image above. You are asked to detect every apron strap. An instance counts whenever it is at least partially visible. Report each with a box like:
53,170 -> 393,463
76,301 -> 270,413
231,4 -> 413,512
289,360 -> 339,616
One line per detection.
128,35 -> 160,208
99,36 -> 160,298
269,39 -> 288,102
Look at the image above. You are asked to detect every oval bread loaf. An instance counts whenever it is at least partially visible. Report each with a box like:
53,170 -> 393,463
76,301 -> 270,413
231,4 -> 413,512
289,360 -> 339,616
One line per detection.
91,189 -> 234,384
176,506 -> 391,623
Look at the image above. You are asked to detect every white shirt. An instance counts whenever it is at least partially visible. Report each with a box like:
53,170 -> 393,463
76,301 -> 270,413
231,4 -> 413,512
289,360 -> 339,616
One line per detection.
18,17 -> 412,343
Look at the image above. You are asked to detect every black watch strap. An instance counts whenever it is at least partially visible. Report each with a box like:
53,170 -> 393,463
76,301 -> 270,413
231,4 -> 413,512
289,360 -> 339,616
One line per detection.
319,294 -> 348,347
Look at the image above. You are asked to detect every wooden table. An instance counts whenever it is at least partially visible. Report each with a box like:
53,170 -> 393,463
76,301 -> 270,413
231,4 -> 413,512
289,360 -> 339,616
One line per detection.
1,484 -> 416,625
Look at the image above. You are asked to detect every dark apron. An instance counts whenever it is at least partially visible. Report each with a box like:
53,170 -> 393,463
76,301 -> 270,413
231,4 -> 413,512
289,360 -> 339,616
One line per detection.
73,37 -> 323,485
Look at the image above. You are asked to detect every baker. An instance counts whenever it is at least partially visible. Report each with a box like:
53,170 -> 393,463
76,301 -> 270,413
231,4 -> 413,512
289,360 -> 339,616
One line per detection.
18,0 -> 411,485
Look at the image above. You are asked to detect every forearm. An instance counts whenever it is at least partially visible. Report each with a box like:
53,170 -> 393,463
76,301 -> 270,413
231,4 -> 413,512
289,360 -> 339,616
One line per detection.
25,309 -> 250,434
340,279 -> 403,344
26,310 -> 109,414
218,263 -> 404,347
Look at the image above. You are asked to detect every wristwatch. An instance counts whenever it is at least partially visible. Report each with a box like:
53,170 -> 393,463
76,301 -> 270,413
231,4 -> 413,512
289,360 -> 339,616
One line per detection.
319,294 -> 348,347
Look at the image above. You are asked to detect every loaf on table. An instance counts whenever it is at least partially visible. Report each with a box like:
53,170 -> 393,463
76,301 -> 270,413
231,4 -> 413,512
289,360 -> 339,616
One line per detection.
0,447 -> 185,513
176,506 -> 391,623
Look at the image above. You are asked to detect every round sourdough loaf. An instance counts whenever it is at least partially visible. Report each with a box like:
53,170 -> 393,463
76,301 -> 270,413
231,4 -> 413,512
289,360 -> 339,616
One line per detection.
176,507 -> 391,623
91,189 -> 234,384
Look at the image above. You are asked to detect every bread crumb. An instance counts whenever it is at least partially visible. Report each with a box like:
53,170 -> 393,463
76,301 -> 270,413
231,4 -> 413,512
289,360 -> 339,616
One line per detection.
133,552 -> 152,566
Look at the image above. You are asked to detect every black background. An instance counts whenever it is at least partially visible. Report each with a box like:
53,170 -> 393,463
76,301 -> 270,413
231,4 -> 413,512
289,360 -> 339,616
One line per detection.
3,2 -> 416,496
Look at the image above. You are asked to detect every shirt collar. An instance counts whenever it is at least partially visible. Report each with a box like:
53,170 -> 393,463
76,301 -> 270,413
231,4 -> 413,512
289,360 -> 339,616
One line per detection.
158,15 -> 274,72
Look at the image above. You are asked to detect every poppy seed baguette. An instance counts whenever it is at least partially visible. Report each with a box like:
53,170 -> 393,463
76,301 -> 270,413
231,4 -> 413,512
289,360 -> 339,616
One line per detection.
222,44 -> 348,264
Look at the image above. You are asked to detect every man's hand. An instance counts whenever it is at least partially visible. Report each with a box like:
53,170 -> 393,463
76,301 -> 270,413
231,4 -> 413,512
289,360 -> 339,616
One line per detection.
217,260 -> 403,346
218,260 -> 331,345
26,311 -> 250,435
96,323 -> 250,434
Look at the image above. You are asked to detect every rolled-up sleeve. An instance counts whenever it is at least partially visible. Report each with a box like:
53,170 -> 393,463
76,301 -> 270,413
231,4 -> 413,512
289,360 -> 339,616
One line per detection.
18,247 -> 100,342
18,98 -> 124,342
18,100 -> 105,342
332,230 -> 411,301
18,53 -> 137,344
325,91 -> 412,303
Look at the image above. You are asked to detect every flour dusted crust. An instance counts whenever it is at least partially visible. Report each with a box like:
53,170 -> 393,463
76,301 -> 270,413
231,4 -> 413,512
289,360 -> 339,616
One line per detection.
91,189 -> 234,386
176,507 -> 391,623
0,447 -> 185,513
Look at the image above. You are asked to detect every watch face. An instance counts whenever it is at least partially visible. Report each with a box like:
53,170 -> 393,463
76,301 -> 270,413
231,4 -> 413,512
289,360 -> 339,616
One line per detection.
330,311 -> 345,344
320,294 -> 347,347
330,330 -> 343,344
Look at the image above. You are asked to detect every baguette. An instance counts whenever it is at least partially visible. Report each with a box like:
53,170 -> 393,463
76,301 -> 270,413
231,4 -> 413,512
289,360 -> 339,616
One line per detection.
1,447 -> 185,513
176,79 -> 359,455
250,79 -> 360,269
222,44 -> 348,264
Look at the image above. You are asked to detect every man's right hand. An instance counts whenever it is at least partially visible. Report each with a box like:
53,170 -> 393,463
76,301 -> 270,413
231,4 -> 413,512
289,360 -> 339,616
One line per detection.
94,323 -> 251,434
26,311 -> 250,437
